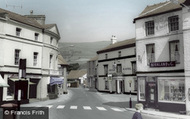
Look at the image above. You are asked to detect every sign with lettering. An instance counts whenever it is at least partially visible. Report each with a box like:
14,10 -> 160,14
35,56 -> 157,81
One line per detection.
150,61 -> 175,67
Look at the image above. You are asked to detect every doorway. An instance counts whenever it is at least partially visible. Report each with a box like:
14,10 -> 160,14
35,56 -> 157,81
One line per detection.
146,82 -> 157,108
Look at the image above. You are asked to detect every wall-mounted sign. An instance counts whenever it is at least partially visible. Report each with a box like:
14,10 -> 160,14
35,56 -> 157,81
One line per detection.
150,61 -> 175,67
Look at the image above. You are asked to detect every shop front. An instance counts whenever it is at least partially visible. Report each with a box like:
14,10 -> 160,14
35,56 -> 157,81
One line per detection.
138,76 -> 185,113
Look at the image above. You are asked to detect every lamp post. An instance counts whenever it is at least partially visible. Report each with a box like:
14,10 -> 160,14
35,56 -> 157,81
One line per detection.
129,80 -> 132,108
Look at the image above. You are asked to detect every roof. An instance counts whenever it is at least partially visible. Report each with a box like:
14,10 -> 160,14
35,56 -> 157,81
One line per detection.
133,0 -> 185,23
67,69 -> 87,79
0,8 -> 60,34
88,56 -> 98,62
58,54 -> 68,66
97,38 -> 135,54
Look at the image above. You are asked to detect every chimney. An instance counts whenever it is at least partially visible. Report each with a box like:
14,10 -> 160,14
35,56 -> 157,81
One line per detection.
25,10 -> 46,25
111,35 -> 117,44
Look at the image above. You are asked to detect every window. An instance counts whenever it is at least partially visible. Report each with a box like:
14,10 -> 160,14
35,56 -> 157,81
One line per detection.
169,41 -> 180,63
131,61 -> 136,74
168,15 -> 179,32
146,44 -> 155,65
118,51 -> 121,57
138,77 -> 146,101
33,52 -> 38,66
50,37 -> 53,44
16,28 -> 21,37
104,65 -> 108,75
158,79 -> 185,102
15,49 -> 20,65
116,64 -> 122,73
145,21 -> 154,36
105,80 -> 109,90
35,33 -> 39,41
105,54 -> 108,59
49,54 -> 53,68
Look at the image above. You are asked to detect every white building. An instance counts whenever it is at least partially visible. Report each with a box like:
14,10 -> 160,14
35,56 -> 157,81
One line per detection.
96,36 -> 137,94
133,0 -> 187,113
87,56 -> 98,89
0,8 -> 62,103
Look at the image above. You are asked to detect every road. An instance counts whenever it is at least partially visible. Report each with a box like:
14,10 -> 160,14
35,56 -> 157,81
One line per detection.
20,86 -> 170,119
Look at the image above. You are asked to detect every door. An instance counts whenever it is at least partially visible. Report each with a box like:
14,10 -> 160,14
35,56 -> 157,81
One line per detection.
146,82 -> 157,108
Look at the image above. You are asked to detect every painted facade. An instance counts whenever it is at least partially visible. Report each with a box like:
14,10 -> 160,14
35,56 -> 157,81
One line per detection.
96,37 -> 137,94
0,8 -> 62,103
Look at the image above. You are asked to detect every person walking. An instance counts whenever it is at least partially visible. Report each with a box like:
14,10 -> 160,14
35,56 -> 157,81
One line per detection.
132,103 -> 143,119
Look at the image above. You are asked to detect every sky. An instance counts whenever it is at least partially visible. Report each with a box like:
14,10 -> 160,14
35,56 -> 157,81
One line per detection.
0,0 -> 167,42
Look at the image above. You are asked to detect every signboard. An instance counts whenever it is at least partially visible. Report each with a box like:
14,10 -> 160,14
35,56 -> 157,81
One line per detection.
150,61 -> 175,67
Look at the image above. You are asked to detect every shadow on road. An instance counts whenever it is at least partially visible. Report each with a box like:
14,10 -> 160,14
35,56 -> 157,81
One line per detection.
103,101 -> 137,108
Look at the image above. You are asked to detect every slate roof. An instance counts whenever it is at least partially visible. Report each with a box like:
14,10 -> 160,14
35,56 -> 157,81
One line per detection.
0,8 -> 57,31
97,38 -> 136,54
67,69 -> 87,79
133,0 -> 186,23
58,54 -> 68,66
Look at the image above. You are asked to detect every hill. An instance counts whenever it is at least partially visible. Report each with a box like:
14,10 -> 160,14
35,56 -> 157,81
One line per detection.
58,41 -> 110,66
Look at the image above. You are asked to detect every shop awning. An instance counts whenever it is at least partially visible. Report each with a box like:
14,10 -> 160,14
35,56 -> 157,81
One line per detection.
0,75 -> 9,87
9,78 -> 35,85
50,77 -> 64,86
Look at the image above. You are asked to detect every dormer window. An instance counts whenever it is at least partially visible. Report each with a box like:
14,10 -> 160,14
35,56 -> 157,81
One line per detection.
16,28 -> 21,37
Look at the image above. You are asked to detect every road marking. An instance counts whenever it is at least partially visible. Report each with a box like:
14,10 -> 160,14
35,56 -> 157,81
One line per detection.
83,106 -> 92,110
57,105 -> 65,109
46,105 -> 53,108
70,106 -> 77,109
96,107 -> 107,111
110,107 -> 124,112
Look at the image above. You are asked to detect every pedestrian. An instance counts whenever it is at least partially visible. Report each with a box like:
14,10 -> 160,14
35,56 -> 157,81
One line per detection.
132,103 -> 143,119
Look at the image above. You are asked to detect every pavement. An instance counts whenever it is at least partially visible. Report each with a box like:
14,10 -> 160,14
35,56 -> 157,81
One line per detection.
22,87 -> 190,119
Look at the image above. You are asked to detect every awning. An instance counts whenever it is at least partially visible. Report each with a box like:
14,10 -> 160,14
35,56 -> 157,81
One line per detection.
9,78 -> 35,85
0,75 -> 9,87
50,77 -> 64,86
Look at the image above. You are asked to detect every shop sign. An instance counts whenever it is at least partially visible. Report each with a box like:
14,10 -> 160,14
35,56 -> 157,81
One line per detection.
150,61 -> 175,67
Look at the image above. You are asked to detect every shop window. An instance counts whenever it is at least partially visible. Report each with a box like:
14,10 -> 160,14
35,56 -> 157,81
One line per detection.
146,44 -> 155,65
138,77 -> 146,101
168,15 -> 179,32
145,21 -> 154,36
169,40 -> 180,63
158,79 -> 185,102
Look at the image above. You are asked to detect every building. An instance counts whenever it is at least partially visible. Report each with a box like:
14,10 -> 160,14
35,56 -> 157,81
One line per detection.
133,0 -> 187,113
67,69 -> 87,87
87,56 -> 98,89
0,8 -> 62,104
96,36 -> 137,94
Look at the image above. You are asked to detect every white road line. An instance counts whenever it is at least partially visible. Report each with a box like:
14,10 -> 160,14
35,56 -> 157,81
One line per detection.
57,105 -> 65,109
70,106 -> 77,109
83,106 -> 92,110
111,107 -> 124,112
96,107 -> 107,111
46,105 -> 53,109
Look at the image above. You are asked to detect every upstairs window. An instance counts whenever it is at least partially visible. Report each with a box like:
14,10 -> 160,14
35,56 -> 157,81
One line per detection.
116,64 -> 122,73
145,21 -> 154,36
105,54 -> 108,59
104,65 -> 108,76
50,37 -> 53,44
15,49 -> 20,65
169,40 -> 180,63
49,54 -> 53,68
118,51 -> 121,57
168,15 -> 179,32
131,61 -> 136,74
16,28 -> 21,37
35,33 -> 39,41
33,52 -> 38,66
146,44 -> 155,65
